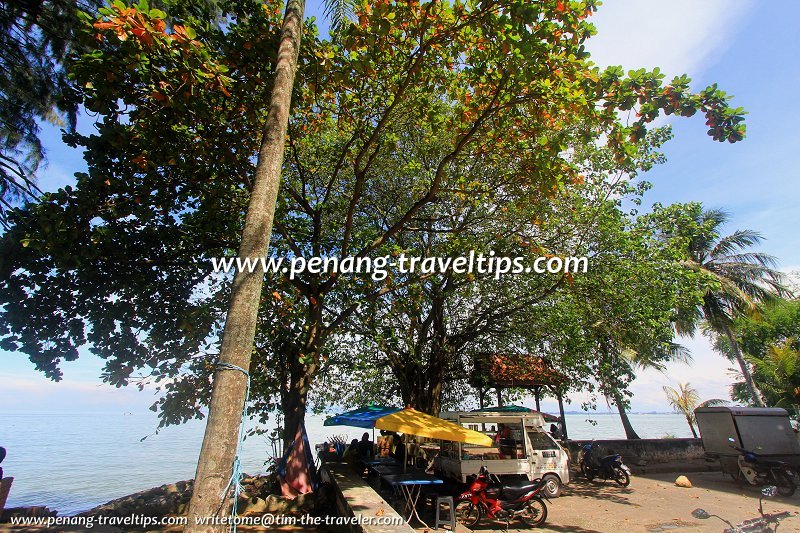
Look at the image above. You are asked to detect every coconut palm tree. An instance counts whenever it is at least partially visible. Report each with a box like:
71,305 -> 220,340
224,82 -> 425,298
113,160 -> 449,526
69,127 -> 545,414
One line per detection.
185,2 -> 354,530
673,207 -> 787,407
662,382 -> 727,438
744,339 -> 800,408
610,342 -> 692,440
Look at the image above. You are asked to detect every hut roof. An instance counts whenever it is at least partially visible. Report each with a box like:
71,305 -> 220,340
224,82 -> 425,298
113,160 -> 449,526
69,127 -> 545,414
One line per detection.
475,354 -> 567,388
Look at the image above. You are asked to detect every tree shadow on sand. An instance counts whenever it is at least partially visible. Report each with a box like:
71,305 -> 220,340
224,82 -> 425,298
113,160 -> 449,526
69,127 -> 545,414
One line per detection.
560,477 -> 639,507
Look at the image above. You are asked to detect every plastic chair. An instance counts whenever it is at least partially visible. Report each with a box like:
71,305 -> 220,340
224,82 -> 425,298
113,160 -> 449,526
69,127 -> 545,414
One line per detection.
435,495 -> 456,531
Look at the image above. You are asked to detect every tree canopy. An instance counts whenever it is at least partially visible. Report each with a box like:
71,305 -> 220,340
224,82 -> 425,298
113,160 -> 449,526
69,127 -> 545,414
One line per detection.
0,0 -> 748,435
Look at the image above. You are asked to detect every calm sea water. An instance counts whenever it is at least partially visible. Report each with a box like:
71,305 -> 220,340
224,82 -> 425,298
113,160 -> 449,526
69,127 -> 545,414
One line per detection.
0,412 -> 691,515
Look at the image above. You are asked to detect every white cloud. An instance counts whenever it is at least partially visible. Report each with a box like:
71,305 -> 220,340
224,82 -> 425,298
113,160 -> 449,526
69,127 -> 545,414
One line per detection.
587,0 -> 754,80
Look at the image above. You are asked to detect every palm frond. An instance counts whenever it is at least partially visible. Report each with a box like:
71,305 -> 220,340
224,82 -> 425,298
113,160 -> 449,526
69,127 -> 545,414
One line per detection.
323,0 -> 357,34
697,398 -> 729,408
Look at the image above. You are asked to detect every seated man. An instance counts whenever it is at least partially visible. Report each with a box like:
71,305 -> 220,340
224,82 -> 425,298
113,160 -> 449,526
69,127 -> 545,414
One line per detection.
495,424 -> 517,458
356,431 -> 374,459
390,433 -> 406,463
494,423 -> 512,443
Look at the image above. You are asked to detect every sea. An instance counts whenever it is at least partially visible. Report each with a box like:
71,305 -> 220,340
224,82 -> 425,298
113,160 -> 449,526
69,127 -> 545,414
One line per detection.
0,411 -> 692,515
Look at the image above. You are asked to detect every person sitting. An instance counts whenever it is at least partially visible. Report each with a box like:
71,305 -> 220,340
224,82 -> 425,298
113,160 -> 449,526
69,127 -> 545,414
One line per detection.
495,424 -> 515,458
390,433 -> 406,464
342,439 -> 361,467
494,423 -> 512,443
317,441 -> 339,463
356,431 -> 374,459
377,430 -> 393,457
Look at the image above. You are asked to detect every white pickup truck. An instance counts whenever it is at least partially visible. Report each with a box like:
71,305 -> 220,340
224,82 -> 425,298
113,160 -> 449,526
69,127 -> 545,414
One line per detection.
434,410 -> 570,497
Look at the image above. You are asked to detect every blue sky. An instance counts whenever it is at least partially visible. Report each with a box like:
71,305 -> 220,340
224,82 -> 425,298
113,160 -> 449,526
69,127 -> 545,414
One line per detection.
1,0 -> 797,415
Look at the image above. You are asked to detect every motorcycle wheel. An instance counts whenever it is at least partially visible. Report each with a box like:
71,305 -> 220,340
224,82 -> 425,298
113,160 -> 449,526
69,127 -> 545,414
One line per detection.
518,497 -> 548,528
613,467 -> 631,487
581,463 -> 596,481
455,500 -> 481,528
772,469 -> 796,497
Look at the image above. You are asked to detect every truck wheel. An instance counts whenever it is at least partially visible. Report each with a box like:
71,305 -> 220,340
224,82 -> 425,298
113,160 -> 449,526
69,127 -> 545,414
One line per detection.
542,474 -> 562,497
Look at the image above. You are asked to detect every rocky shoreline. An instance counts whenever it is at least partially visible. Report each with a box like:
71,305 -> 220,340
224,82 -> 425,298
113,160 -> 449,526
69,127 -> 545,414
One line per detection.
1,475 -> 331,526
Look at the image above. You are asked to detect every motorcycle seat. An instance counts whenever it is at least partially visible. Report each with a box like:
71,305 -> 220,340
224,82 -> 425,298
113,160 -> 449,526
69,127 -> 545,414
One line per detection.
501,482 -> 540,500
759,458 -> 789,469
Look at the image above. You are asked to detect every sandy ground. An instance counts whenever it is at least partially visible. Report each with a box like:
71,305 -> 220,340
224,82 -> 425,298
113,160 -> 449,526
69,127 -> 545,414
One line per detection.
2,471 -> 799,532
416,471 -> 800,533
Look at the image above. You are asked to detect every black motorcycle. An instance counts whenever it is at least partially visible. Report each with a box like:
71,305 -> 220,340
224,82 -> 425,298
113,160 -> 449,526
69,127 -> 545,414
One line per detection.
579,441 -> 631,487
729,438 -> 796,497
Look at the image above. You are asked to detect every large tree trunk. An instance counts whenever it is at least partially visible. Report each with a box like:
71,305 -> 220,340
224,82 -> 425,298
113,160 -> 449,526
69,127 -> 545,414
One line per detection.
723,324 -> 765,407
612,391 -> 641,440
184,2 -> 304,531
281,298 -> 325,450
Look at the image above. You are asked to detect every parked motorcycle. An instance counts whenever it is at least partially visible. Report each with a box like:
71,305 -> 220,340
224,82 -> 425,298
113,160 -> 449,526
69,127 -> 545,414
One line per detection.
692,485 -> 796,532
728,438 -> 796,497
455,466 -> 549,528
579,441 -> 631,487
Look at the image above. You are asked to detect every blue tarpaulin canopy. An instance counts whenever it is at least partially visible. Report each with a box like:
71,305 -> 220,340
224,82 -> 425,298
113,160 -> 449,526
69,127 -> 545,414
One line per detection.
323,405 -> 402,428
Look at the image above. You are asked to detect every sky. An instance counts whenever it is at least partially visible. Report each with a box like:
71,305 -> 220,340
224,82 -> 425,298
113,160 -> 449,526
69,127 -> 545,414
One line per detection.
1,0 -> 798,416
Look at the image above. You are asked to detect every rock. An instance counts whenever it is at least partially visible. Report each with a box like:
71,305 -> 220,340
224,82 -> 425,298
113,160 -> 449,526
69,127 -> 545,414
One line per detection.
1,507 -> 58,523
264,493 -> 315,515
674,475 -> 692,488
240,497 -> 268,515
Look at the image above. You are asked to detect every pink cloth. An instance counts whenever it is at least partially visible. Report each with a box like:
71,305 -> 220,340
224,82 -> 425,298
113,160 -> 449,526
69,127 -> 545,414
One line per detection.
279,424 -> 313,498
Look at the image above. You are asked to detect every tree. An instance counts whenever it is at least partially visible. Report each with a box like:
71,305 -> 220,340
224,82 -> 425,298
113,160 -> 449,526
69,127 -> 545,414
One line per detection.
184,0 -> 308,523
747,340 -> 800,409
0,0 -> 223,226
726,298 -> 800,408
0,1 -> 748,524
665,205 -> 787,407
0,0 -> 100,225
663,382 -> 726,438
310,127 -> 658,416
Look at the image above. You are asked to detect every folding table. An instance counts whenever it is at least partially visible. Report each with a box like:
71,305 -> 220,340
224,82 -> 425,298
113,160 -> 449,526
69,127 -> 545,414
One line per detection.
381,472 -> 444,526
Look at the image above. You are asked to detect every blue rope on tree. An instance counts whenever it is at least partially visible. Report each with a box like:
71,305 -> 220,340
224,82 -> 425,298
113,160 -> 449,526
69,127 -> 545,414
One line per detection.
216,362 -> 251,533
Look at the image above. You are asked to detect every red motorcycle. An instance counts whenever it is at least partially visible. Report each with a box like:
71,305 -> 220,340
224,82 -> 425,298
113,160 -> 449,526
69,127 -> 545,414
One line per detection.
455,466 -> 549,528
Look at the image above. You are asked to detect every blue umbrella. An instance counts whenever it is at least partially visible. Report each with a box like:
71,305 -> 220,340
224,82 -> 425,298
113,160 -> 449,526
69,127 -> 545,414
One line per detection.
323,405 -> 402,428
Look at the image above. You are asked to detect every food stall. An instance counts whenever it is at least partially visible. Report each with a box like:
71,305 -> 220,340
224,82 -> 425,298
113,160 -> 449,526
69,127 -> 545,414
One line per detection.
434,410 -> 570,497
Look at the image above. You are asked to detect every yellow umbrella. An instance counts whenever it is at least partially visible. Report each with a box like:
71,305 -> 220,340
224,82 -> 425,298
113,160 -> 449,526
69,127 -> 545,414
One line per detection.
375,407 -> 493,447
